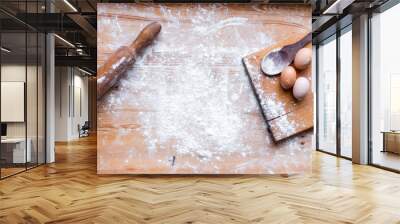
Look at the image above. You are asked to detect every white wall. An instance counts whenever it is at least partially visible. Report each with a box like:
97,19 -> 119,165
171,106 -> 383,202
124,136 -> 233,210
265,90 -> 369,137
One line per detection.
72,73 -> 89,138
54,67 -> 89,141
1,65 -> 40,138
1,66 -> 26,138
1,82 -> 25,122
1,64 -> 46,164
55,66 -> 69,141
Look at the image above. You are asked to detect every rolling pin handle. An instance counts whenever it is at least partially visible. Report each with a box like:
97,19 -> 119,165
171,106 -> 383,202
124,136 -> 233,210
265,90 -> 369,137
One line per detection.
97,22 -> 162,101
130,22 -> 162,52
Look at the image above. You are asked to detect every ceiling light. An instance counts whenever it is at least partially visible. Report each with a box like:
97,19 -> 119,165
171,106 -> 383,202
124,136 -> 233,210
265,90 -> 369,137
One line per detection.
1,47 -> 11,53
78,67 -> 93,76
63,0 -> 78,12
54,34 -> 75,48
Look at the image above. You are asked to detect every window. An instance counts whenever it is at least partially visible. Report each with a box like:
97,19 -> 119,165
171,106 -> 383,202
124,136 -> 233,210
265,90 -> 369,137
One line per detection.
317,35 -> 337,155
370,3 -> 400,171
339,27 -> 352,158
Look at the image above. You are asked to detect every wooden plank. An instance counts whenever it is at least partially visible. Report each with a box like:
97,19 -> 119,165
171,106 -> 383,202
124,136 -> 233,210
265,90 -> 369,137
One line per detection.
243,37 -> 313,141
268,99 -> 313,141
97,3 -> 312,174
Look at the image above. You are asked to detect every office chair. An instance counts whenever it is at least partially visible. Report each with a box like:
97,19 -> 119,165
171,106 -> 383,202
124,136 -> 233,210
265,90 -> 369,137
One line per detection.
79,121 -> 90,138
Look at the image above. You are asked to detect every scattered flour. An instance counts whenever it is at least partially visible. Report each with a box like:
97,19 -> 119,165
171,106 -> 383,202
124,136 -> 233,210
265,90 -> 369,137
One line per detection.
273,116 -> 297,140
98,4 -> 312,173
102,5 -> 274,161
245,57 -> 287,119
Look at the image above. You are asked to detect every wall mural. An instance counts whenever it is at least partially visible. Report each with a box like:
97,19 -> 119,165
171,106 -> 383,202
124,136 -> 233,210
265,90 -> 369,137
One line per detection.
97,3 -> 313,174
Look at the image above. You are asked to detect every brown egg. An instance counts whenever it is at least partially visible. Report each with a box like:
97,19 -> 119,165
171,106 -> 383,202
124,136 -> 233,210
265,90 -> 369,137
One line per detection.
293,77 -> 310,101
280,66 -> 297,90
294,48 -> 312,70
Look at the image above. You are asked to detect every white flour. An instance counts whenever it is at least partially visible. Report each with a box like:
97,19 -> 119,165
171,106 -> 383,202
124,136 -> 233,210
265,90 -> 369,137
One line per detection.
102,5 -> 274,161
260,48 -> 286,76
244,56 -> 287,119
273,116 -> 297,140
98,4 -> 311,172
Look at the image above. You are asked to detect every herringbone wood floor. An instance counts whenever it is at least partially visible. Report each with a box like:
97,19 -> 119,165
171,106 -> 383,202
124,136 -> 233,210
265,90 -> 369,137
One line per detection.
1,135 -> 400,224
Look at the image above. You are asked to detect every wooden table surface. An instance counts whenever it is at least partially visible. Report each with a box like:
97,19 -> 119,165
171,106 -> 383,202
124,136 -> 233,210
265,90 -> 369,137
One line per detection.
97,3 -> 312,174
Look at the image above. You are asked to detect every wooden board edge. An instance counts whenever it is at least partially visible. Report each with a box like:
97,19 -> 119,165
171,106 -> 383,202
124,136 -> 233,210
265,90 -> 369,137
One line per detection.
268,105 -> 314,142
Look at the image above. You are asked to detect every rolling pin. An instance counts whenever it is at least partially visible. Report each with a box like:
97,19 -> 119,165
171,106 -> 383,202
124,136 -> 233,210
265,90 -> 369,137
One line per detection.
97,22 -> 162,100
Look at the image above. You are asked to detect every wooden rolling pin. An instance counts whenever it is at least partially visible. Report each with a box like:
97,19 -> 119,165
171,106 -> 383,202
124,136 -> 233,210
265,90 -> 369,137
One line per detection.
97,22 -> 162,100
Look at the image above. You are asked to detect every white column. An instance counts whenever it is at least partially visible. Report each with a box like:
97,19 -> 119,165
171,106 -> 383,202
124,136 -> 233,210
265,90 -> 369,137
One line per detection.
46,32 -> 55,163
45,0 -> 56,163
352,14 -> 369,164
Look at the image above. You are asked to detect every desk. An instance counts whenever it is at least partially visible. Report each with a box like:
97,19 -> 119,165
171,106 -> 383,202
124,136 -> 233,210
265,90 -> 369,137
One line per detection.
1,138 -> 31,163
382,131 -> 400,154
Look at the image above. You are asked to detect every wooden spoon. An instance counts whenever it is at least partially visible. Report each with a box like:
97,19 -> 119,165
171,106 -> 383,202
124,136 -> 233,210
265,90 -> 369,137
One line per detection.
261,32 -> 312,76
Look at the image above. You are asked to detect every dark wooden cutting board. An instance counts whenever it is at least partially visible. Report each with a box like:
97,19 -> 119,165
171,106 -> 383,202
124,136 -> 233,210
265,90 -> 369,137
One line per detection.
242,36 -> 313,142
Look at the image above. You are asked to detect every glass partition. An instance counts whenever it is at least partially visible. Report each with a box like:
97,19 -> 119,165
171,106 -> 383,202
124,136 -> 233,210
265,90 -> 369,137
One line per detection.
1,30 -> 28,177
317,35 -> 337,155
0,1 -> 46,179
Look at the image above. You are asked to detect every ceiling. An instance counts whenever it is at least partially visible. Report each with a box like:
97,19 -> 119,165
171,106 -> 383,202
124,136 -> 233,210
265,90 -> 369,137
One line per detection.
0,0 -> 97,74
311,0 -> 391,43
0,0 -> 395,73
